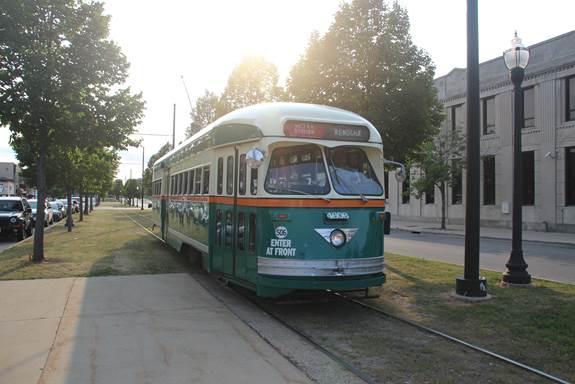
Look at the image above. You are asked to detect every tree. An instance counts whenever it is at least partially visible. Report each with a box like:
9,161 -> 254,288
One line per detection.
287,0 -> 443,163
186,90 -> 219,138
143,142 -> 172,196
0,0 -> 143,261
123,178 -> 139,206
112,179 -> 124,200
216,56 -> 285,117
411,130 -> 465,229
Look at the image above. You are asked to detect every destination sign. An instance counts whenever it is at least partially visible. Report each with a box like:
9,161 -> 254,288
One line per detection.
283,121 -> 370,142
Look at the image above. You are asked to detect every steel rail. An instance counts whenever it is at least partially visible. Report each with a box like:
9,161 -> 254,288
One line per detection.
234,287 -> 379,384
334,292 -> 571,384
122,211 -> 571,384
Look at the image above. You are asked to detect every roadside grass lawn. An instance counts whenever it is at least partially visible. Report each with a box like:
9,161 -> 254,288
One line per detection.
379,254 -> 575,382
0,210 -> 189,280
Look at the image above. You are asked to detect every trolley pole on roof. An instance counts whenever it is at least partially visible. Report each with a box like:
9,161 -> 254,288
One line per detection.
455,0 -> 488,298
172,103 -> 176,149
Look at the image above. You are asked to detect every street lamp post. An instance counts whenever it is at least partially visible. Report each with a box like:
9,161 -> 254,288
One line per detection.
455,0 -> 487,298
502,32 -> 532,285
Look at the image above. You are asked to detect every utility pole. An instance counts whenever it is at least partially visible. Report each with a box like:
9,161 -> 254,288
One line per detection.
172,103 -> 176,149
141,146 -> 144,211
455,0 -> 487,298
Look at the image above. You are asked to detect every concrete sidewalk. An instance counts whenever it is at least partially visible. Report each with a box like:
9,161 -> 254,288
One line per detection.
391,219 -> 575,246
0,274 -> 311,384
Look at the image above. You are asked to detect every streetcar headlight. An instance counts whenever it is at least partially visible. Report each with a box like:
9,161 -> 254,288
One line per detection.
329,229 -> 346,248
10,217 -> 17,224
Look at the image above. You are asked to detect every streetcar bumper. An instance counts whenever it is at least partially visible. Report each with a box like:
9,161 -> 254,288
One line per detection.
257,255 -> 384,277
255,256 -> 385,297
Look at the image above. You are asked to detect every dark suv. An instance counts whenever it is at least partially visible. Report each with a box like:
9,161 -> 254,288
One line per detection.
0,196 -> 33,241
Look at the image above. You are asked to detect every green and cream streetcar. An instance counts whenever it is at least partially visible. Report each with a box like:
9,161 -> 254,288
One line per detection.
152,102 -> 394,297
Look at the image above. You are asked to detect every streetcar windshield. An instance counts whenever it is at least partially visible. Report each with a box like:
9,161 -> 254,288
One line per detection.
325,147 -> 383,196
265,145 -> 330,195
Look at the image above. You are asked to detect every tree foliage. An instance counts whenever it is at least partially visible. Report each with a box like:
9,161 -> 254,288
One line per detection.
111,179 -> 123,200
0,0 -> 144,260
287,0 -> 443,162
216,56 -> 285,117
186,90 -> 218,138
411,130 -> 465,229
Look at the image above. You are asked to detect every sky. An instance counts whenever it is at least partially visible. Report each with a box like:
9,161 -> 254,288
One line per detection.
1,0 -> 574,182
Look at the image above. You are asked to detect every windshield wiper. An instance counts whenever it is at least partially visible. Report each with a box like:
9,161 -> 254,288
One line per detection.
269,187 -> 330,202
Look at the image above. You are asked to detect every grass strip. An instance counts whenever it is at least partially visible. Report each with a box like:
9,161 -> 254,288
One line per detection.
380,253 -> 575,382
0,209 -> 189,280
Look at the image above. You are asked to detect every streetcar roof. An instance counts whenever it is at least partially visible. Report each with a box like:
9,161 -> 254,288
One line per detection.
154,102 -> 382,168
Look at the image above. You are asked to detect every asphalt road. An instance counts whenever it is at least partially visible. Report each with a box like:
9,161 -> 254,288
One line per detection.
385,230 -> 575,284
0,234 -> 25,253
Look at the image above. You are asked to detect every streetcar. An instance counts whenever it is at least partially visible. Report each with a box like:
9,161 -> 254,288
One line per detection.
151,102 -> 394,297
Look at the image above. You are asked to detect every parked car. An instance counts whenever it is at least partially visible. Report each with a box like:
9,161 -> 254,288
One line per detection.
28,199 -> 54,227
61,198 -> 80,214
50,200 -> 66,221
0,196 -> 33,241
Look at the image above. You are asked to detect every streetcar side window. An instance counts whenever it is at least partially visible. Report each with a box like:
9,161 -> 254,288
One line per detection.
217,157 -> 223,195
248,213 -> 256,253
170,176 -> 175,195
194,168 -> 202,194
226,156 -> 234,195
215,209 -> 222,245
225,211 -> 232,247
187,170 -> 193,195
250,168 -> 258,195
177,173 -> 183,195
237,212 -> 245,250
202,166 -> 210,194
239,154 -> 246,195
183,172 -> 188,195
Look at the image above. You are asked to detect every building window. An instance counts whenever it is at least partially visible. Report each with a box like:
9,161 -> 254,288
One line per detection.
567,76 -> 575,122
566,147 -> 575,206
226,156 -> 234,195
239,154 -> 246,195
451,163 -> 462,205
425,185 -> 435,205
483,156 -> 496,205
523,86 -> 535,128
451,104 -> 464,132
522,151 -> 535,206
482,96 -> 495,135
402,170 -> 410,204
217,157 -> 223,195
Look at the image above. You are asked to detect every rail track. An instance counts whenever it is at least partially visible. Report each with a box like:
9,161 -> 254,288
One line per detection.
126,211 -> 572,384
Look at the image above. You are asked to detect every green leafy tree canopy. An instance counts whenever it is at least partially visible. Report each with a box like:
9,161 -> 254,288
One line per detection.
216,56 -> 285,117
287,0 -> 443,162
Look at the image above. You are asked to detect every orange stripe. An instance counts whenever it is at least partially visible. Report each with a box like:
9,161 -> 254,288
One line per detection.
154,195 -> 384,208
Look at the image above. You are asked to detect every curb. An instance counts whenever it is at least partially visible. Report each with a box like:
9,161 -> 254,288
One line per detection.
391,226 -> 575,248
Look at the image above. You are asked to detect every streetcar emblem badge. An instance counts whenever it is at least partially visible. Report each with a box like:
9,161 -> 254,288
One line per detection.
314,228 -> 358,243
275,226 -> 288,239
